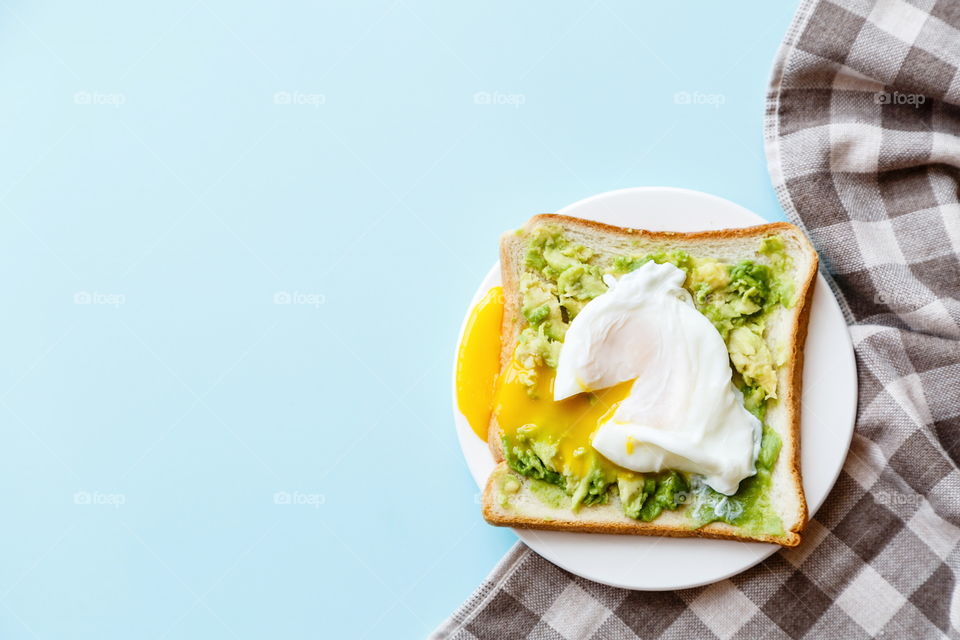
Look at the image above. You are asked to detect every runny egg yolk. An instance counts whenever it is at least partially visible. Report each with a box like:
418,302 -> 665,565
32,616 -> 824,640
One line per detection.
493,360 -> 634,479
455,287 -> 504,440
457,286 -> 633,479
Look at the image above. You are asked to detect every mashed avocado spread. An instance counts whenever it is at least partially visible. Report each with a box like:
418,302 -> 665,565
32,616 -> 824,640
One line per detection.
502,225 -> 794,535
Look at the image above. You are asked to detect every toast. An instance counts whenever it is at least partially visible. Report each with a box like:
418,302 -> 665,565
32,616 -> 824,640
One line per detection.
482,215 -> 818,546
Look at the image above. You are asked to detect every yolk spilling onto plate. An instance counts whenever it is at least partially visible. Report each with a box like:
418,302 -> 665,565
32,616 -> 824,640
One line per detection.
457,287 -> 633,478
493,361 -> 633,479
455,287 -> 504,440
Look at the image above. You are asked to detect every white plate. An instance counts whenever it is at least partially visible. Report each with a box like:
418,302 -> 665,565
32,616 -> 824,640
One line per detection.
453,187 -> 857,590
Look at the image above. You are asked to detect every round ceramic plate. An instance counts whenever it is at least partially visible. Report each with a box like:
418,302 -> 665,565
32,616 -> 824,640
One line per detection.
453,187 -> 857,590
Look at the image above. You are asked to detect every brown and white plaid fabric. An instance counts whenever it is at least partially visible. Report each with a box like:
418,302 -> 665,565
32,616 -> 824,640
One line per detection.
433,0 -> 960,637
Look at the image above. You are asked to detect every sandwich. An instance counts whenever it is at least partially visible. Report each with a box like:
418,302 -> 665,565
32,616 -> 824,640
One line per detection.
457,215 -> 818,546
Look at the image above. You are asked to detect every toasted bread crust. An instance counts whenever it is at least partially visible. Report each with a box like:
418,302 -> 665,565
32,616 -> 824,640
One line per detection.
482,463 -> 801,546
482,214 -> 818,547
783,242 -> 816,535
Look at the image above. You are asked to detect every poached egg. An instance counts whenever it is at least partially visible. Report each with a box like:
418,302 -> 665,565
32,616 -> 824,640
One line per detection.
554,261 -> 761,495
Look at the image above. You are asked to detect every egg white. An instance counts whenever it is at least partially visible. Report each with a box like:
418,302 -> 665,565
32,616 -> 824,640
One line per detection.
554,261 -> 761,495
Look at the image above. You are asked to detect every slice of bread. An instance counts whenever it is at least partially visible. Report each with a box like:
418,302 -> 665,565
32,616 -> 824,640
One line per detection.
482,214 -> 818,546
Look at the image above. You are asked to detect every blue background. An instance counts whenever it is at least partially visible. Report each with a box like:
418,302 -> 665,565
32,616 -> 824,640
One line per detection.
0,1 -> 796,637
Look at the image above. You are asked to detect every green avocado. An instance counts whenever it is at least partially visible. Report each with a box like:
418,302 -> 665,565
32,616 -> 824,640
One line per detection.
504,436 -> 564,487
640,471 -> 689,521
516,225 -> 610,384
618,471 -> 689,521
524,225 -> 595,280
508,229 -> 794,533
569,463 -> 611,510
609,250 -> 692,276
617,474 -> 654,519
728,325 -> 777,399
528,477 -> 570,509
519,275 -> 565,340
556,264 -> 606,318
689,426 -> 783,535
504,436 -> 617,511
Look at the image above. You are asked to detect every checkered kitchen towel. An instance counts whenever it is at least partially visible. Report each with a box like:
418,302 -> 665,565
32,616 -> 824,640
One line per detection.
432,0 -> 960,637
